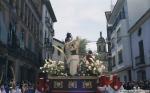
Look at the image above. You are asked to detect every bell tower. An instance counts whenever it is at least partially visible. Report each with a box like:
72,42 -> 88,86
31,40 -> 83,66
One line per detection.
97,32 -> 107,61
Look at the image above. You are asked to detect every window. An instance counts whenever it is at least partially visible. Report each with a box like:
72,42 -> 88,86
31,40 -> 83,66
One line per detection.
137,70 -> 146,80
24,4 -> 28,24
103,46 -> 106,52
117,28 -> 121,43
27,8 -> 29,27
138,27 -> 142,36
23,2 -> 26,21
124,75 -> 127,82
28,35 -> 32,51
111,38 -> 115,49
7,23 -> 13,45
112,7 -> 126,30
139,40 -> 145,63
98,46 -> 101,52
121,7 -> 126,19
20,30 -> 25,49
118,50 -> 123,64
112,56 -> 116,67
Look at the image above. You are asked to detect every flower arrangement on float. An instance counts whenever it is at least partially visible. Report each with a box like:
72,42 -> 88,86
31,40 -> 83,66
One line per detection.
40,57 -> 106,76
78,57 -> 106,76
40,59 -> 67,76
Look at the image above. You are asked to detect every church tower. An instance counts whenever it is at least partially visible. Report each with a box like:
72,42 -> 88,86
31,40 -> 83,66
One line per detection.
97,32 -> 107,61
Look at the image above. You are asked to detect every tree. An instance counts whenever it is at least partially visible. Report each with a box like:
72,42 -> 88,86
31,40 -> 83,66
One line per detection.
79,39 -> 87,56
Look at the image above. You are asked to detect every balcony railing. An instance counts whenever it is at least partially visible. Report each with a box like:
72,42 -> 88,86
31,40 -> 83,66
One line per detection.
7,45 -> 38,64
0,40 -> 7,49
135,56 -> 145,66
45,17 -> 52,27
44,38 -> 52,48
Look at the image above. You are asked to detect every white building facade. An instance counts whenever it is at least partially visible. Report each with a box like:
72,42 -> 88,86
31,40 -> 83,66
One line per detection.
129,9 -> 150,80
106,0 -> 150,81
106,0 -> 132,82
42,0 -> 57,60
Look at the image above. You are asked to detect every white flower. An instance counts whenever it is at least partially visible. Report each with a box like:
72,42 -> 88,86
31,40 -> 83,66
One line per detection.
93,67 -> 96,71
88,66 -> 92,70
40,67 -> 43,70
91,63 -> 94,66
86,61 -> 89,65
99,61 -> 103,64
101,65 -> 105,69
98,68 -> 102,72
96,60 -> 100,65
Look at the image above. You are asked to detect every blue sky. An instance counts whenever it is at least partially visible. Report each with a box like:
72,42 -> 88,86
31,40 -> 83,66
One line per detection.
50,0 -> 117,51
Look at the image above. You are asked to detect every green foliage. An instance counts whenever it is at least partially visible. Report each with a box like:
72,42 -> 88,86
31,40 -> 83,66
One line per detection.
79,39 -> 87,56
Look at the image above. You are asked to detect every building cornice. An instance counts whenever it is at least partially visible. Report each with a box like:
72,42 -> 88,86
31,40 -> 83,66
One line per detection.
112,65 -> 132,73
108,0 -> 125,24
43,0 -> 57,22
128,9 -> 150,34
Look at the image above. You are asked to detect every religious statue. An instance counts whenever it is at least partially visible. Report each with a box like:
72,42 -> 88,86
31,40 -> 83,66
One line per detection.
86,50 -> 95,64
64,33 -> 80,76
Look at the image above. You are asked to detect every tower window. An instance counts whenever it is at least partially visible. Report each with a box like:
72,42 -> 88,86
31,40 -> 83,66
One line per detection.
99,46 -> 101,52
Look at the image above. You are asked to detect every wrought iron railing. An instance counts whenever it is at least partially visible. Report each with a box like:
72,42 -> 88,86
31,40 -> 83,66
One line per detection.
135,56 -> 145,66
7,45 -> 38,64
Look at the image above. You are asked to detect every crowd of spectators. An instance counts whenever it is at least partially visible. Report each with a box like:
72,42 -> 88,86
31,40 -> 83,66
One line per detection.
122,80 -> 150,90
0,81 -> 38,93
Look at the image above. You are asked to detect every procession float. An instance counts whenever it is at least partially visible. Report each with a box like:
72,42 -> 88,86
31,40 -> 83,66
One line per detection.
37,33 -> 124,93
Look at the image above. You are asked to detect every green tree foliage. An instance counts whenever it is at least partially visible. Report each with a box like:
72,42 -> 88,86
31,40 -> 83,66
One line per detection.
79,39 -> 87,56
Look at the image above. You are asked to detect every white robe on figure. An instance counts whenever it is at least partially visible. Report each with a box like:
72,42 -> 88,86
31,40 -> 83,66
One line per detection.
65,37 -> 80,76
68,55 -> 79,76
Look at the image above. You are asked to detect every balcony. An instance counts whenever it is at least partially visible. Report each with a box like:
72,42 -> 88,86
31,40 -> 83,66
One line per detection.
0,40 -> 7,53
45,17 -> 52,28
7,46 -> 38,65
44,38 -> 52,48
135,56 -> 145,66
50,28 -> 55,36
